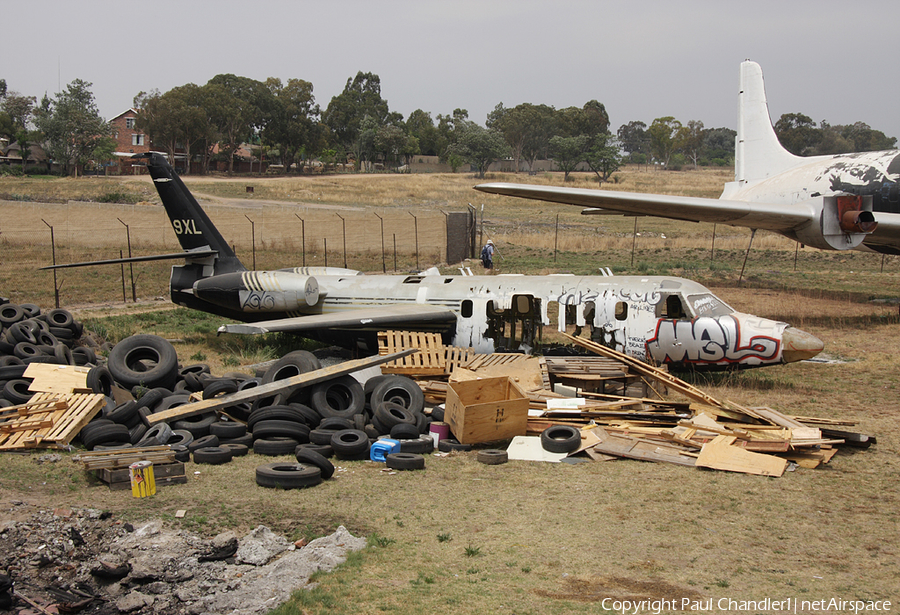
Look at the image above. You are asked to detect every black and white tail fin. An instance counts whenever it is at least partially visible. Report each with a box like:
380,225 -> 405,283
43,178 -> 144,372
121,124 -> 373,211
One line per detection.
138,152 -> 246,275
731,60 -> 803,191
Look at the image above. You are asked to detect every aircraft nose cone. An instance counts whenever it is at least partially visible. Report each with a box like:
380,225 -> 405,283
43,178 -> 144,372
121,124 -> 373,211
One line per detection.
781,327 -> 824,363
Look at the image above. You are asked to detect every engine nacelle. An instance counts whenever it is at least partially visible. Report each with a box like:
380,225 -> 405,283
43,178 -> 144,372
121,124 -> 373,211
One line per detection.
793,194 -> 876,250
193,271 -> 319,313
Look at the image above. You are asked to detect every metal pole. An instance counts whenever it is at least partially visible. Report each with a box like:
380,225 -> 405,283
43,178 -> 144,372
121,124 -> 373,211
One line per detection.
120,250 -> 126,303
393,234 -> 397,271
794,242 -> 800,271
41,219 -> 59,308
118,218 -> 135,302
479,204 -> 484,252
739,229 -> 757,287
245,215 -> 256,270
631,217 -> 638,268
554,213 -> 559,262
336,213 -> 347,268
295,214 -> 306,267
408,211 -> 419,271
710,223 -> 717,265
324,237 -> 328,267
374,213 -> 386,272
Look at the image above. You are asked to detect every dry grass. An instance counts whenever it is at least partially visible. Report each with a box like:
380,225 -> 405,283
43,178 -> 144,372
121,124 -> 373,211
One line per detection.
1,167 -> 899,613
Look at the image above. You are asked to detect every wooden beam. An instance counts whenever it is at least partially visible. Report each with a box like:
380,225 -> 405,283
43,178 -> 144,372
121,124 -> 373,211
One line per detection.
146,350 -> 416,425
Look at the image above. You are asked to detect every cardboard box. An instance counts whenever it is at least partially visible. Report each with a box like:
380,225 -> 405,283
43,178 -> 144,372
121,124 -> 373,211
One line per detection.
444,376 -> 528,444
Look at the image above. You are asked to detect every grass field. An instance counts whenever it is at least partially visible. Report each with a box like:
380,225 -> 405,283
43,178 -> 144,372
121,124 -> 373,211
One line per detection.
0,166 -> 898,614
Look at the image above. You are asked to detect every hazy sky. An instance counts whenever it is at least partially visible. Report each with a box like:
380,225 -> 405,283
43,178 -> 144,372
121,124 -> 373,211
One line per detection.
4,0 -> 900,141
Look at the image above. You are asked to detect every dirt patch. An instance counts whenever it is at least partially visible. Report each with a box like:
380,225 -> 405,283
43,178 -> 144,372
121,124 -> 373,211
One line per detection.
0,501 -> 365,614
536,574 -> 706,604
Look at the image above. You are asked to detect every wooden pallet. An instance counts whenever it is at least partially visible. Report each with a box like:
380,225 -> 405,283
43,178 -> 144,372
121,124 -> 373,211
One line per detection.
75,446 -> 177,470
0,392 -> 106,450
378,331 -> 446,376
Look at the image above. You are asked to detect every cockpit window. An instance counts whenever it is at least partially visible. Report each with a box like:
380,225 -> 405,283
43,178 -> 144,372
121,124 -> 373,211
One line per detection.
658,294 -> 688,319
688,293 -> 734,317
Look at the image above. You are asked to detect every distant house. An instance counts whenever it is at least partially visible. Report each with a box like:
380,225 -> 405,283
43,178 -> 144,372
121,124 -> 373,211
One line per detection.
0,140 -> 49,169
108,108 -> 153,174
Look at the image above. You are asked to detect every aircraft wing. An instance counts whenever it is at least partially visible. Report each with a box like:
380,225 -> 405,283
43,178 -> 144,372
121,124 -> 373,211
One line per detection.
219,304 -> 457,335
474,182 -> 816,233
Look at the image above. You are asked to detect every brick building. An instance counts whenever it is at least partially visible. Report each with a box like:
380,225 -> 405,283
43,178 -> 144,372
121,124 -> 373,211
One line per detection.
109,108 -> 151,174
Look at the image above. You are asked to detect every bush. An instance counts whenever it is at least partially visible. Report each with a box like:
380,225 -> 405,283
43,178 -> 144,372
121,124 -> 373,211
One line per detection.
0,165 -> 24,177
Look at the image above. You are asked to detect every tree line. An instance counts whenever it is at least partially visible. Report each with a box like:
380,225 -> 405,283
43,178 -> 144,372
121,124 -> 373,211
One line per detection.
1,74 -> 896,179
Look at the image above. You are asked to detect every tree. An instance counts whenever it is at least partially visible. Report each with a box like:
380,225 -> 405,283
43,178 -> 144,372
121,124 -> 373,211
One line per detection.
548,134 -> 588,181
447,124 -> 509,178
489,103 -> 526,173
678,120 -> 705,168
33,79 -> 110,176
406,109 -> 440,157
136,84 -> 213,173
617,121 -> 650,162
519,104 -> 556,174
1,91 -> 36,133
703,127 -> 736,164
262,77 -> 321,173
839,122 -> 896,153
91,136 -> 118,174
774,112 -> 820,156
583,133 -> 623,184
322,72 -> 392,168
648,116 -> 683,167
435,108 -> 470,162
206,74 -> 274,173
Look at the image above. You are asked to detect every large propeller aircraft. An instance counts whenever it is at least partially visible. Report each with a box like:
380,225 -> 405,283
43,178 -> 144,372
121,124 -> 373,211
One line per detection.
45,152 -> 823,370
476,60 -> 900,255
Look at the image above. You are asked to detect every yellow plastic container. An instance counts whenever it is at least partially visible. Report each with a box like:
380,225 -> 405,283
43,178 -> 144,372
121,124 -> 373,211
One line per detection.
129,460 -> 156,497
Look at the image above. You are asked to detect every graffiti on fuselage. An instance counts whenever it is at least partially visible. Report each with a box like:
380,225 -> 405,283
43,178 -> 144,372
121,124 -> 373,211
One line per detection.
646,315 -> 780,365
240,290 -> 276,311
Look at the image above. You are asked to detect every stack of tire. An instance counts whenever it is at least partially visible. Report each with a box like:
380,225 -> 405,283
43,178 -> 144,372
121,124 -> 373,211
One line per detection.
252,351 -> 433,487
64,332 -> 433,487
0,302 -> 95,407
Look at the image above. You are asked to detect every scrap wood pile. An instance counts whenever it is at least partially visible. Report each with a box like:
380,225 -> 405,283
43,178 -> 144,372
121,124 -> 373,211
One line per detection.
379,330 -> 876,478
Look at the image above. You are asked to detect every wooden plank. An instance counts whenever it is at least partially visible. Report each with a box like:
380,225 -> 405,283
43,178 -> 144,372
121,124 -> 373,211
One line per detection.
696,435 -> 787,477
562,333 -> 724,409
23,364 -> 92,394
147,350 -> 416,425
0,400 -> 67,422
590,427 -> 697,467
76,446 -> 176,470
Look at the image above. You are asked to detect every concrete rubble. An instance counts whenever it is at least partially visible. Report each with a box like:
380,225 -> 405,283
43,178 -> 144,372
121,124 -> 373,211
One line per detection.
0,502 -> 365,614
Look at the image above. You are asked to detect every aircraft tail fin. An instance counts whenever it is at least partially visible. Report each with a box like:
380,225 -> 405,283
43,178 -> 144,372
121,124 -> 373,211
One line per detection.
733,60 -> 803,188
138,153 -> 245,275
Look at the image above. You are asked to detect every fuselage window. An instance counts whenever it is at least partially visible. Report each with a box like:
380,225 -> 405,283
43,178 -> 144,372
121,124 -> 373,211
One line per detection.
461,299 -> 473,318
615,301 -> 627,321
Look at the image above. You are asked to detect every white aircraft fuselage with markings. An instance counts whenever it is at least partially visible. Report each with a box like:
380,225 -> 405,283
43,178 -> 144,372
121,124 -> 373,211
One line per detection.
45,152 -> 823,370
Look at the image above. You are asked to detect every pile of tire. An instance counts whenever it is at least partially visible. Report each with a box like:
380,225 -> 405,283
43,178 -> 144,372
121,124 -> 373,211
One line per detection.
24,324 -> 436,486
0,301 -> 97,406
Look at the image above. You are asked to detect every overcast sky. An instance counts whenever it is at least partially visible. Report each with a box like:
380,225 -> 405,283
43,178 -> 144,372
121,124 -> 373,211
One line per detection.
4,0 -> 900,141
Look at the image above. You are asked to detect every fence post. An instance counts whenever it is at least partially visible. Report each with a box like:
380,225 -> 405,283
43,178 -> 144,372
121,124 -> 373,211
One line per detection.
41,219 -> 60,308
245,215 -> 256,270
374,212 -> 385,273
118,218 -> 136,302
294,214 -> 306,267
408,211 -> 419,271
